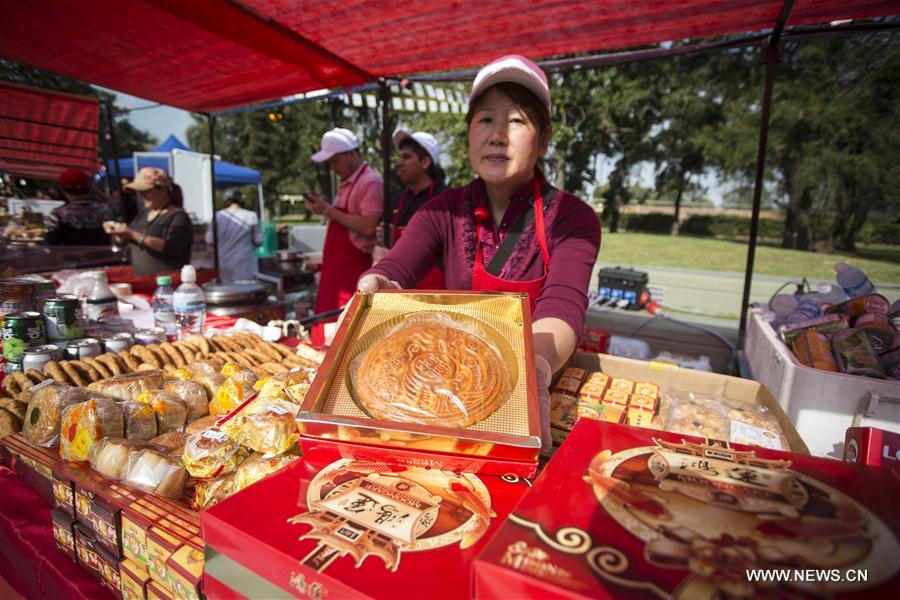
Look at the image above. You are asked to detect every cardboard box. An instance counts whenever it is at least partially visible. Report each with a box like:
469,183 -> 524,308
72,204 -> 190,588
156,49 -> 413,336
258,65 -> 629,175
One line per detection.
51,507 -> 76,562
98,545 -> 123,599
166,543 -> 204,600
83,493 -> 123,558
147,526 -> 181,591
147,579 -> 174,600
844,427 -> 900,474
120,558 -> 151,600
202,448 -> 531,598
75,483 -> 95,519
568,352 -> 808,453
298,291 -> 542,477
51,470 -> 75,516
74,521 -> 103,577
122,503 -> 153,567
474,419 -> 900,598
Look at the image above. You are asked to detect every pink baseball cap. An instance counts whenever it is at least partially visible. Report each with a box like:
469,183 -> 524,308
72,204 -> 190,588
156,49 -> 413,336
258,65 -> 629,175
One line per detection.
470,54 -> 551,114
125,167 -> 172,192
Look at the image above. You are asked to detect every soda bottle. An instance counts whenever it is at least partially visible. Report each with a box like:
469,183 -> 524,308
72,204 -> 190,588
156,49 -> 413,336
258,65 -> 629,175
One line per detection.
151,275 -> 177,341
173,266 -> 205,339
835,262 -> 875,298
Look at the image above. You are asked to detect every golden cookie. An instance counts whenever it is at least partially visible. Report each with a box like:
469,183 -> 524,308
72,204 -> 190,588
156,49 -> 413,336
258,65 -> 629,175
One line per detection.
136,362 -> 157,372
132,345 -> 161,368
60,361 -> 88,387
24,368 -> 48,384
261,362 -> 288,375
70,359 -> 100,383
83,356 -> 112,379
42,360 -> 72,385
0,407 -> 21,437
0,397 -> 27,420
161,342 -> 186,367
119,350 -> 140,372
147,344 -> 170,366
97,353 -> 124,376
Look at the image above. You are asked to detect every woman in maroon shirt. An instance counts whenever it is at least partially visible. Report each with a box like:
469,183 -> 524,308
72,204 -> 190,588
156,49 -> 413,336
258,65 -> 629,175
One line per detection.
360,55 -> 601,448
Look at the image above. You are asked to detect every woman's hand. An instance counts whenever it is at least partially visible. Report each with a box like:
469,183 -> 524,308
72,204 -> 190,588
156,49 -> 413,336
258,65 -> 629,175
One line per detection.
357,273 -> 401,292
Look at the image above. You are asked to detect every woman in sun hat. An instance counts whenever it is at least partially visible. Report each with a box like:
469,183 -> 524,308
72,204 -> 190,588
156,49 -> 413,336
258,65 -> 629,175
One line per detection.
358,55 -> 602,450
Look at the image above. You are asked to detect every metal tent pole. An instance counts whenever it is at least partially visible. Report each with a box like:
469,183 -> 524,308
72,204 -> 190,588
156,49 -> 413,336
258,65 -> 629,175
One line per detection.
208,114 -> 220,277
737,0 -> 794,347
380,80 -> 391,247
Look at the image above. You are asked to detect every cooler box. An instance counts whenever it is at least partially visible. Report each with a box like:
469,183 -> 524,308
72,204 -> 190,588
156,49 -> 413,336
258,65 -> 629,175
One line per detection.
745,309 -> 899,458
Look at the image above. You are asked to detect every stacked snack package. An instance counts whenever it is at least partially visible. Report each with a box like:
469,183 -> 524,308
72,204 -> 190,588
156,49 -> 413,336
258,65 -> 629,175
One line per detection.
22,381 -> 106,447
119,400 -> 158,442
181,428 -> 248,479
88,370 -> 167,402
136,390 -> 187,433
208,363 -> 258,416
59,397 -> 125,462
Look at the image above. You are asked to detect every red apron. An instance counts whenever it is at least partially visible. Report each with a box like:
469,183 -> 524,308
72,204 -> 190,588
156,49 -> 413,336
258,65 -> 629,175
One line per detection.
311,170 -> 374,344
393,182 -> 445,290
471,177 -> 549,313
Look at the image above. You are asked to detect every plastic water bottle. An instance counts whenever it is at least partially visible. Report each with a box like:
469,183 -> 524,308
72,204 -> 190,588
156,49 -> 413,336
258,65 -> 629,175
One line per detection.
811,282 -> 849,306
151,276 -> 177,341
173,266 -> 205,339
835,262 -> 875,297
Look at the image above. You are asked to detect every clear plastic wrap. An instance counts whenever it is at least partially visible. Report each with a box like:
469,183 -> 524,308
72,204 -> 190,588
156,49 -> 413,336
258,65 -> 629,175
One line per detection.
162,380 -> 209,422
257,367 -> 317,406
89,370 -> 166,402
233,452 -> 298,492
181,428 -> 247,479
59,398 -> 125,462
89,438 -> 153,480
124,447 -> 188,498
118,400 -> 158,442
219,399 -> 299,455
22,381 -> 107,448
209,377 -> 255,416
150,431 -> 188,458
220,363 -> 258,388
136,390 -> 187,433
349,313 -> 511,428
192,372 -> 226,401
660,393 -> 730,440
191,474 -> 235,511
184,415 -> 219,435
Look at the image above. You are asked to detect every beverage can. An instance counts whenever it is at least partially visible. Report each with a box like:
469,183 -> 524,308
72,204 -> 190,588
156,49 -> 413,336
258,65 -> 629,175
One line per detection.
134,328 -> 166,345
831,328 -> 884,378
792,330 -> 838,372
102,332 -> 134,353
43,296 -> 83,341
23,344 -> 61,372
854,313 -> 896,353
779,313 -> 848,345
1,311 -> 47,362
63,338 -> 103,361
826,294 -> 890,319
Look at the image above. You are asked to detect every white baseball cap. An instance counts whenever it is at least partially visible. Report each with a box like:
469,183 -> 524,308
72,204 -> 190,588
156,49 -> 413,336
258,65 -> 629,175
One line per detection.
470,54 -> 551,114
392,128 -> 441,166
311,127 -> 359,162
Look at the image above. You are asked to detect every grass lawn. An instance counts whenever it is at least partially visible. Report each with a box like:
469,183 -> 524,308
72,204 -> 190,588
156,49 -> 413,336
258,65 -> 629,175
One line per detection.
599,232 -> 900,284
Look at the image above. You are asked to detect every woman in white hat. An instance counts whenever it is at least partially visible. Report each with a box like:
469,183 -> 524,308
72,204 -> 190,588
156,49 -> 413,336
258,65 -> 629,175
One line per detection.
372,128 -> 447,288
359,55 -> 601,449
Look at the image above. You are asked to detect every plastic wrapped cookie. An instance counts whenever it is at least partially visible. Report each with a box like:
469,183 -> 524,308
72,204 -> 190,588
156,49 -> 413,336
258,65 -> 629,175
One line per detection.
22,381 -> 108,448
181,428 -> 247,479
233,452 -> 298,493
59,397 -> 125,462
162,379 -> 209,422
119,400 -> 158,442
136,390 -> 187,433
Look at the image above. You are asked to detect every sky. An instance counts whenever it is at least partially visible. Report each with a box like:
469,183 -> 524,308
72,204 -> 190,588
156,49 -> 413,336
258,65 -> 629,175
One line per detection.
108,89 -> 194,147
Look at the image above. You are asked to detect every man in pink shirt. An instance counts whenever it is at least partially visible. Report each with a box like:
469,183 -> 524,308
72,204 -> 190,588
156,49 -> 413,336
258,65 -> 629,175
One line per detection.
306,128 -> 383,340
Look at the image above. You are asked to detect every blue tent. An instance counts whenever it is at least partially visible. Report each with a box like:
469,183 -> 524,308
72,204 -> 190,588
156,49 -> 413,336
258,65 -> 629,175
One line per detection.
105,135 -> 262,186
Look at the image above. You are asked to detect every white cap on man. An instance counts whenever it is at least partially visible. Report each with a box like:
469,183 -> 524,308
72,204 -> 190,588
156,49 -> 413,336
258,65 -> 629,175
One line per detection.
470,54 -> 551,114
311,127 -> 359,162
392,128 -> 441,166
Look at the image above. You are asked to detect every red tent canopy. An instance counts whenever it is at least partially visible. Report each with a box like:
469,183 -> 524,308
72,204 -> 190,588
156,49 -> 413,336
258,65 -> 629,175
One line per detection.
0,81 -> 99,180
0,0 -> 895,113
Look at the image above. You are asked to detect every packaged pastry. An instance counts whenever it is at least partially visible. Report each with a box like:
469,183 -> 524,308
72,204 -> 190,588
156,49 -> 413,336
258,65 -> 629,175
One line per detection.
349,313 -> 512,428
219,400 -> 299,454
601,389 -> 630,408
584,372 -> 610,389
185,414 -> 219,435
89,438 -> 152,480
220,362 -> 259,388
124,447 -> 188,498
232,452 -> 298,492
136,390 -> 187,433
150,431 -> 188,458
577,381 -> 607,402
181,428 -> 247,479
162,380 -> 208,421
59,398 -> 125,462
258,367 -> 317,405
553,376 -> 581,395
192,474 -> 235,511
119,400 -> 158,442
629,393 -> 658,414
661,394 -> 730,440
209,377 -> 255,416
192,371 -> 226,401
186,357 -> 225,377
22,381 -> 106,447
90,371 -> 166,402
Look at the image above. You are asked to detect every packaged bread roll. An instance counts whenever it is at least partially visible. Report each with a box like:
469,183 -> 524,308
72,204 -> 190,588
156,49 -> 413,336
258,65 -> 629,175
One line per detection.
92,370 -> 166,402
136,390 -> 187,433
150,431 -> 188,458
192,372 -> 226,401
119,400 -> 158,442
233,452 -> 298,492
89,438 -> 153,480
22,381 -> 107,448
124,447 -> 188,498
192,474 -> 235,511
162,380 -> 208,421
181,428 -> 247,479
59,398 -> 125,462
